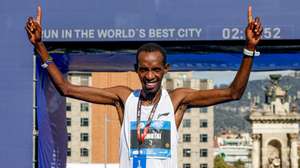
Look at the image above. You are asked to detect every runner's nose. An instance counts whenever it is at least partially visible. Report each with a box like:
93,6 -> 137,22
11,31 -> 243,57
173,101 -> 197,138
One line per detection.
145,71 -> 155,81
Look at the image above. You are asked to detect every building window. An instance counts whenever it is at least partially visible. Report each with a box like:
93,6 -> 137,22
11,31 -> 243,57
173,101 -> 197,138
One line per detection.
166,79 -> 174,90
183,163 -> 191,168
183,80 -> 191,88
80,118 -> 89,127
199,107 -> 207,113
186,109 -> 191,113
183,119 -> 191,128
66,118 -> 71,126
183,134 -> 191,142
200,163 -> 208,168
66,102 -> 71,112
200,134 -> 208,142
200,149 -> 208,157
80,148 -> 89,157
200,119 -> 208,128
67,75 -> 72,82
183,148 -> 191,157
80,75 -> 89,86
80,102 -> 89,112
67,148 -> 71,157
68,133 -> 71,141
80,133 -> 89,141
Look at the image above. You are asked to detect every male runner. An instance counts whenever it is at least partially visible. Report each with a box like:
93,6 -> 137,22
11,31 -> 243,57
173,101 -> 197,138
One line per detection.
26,6 -> 263,168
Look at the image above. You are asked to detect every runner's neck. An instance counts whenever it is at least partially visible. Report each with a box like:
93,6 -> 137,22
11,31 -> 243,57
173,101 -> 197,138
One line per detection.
141,89 -> 161,106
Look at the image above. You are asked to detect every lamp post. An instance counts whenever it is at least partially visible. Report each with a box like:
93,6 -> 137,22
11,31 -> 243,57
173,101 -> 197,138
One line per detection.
104,113 -> 107,168
104,112 -> 118,168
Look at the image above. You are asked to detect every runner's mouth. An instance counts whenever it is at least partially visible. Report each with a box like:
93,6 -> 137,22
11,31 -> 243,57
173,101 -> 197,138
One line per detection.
145,82 -> 158,89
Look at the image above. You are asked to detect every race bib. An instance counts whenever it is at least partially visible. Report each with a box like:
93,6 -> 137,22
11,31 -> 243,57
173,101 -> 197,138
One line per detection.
133,156 -> 147,168
130,120 -> 171,159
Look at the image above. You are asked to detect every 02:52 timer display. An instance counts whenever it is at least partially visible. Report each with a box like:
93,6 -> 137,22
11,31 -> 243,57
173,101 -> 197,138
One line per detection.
221,27 -> 281,40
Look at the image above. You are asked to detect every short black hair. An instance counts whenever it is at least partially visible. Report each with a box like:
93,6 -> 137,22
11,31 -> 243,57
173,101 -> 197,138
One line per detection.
136,43 -> 167,65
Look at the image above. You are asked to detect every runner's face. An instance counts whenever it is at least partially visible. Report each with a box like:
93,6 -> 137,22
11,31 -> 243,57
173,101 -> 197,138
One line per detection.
137,51 -> 168,95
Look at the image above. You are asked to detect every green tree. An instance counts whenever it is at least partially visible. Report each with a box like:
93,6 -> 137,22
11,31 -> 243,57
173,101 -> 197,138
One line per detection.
214,155 -> 231,168
233,159 -> 245,168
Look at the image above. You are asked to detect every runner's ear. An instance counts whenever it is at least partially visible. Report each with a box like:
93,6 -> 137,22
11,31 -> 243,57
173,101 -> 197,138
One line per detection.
164,63 -> 170,73
134,64 -> 138,72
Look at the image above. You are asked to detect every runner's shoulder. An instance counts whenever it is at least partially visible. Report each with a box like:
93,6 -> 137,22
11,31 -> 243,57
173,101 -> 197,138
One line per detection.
106,85 -> 133,100
168,87 -> 192,97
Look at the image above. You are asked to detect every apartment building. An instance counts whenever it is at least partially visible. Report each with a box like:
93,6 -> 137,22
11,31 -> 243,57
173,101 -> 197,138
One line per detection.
163,72 -> 214,168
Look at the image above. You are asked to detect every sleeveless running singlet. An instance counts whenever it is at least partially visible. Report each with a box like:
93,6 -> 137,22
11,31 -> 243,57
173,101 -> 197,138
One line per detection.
119,89 -> 178,168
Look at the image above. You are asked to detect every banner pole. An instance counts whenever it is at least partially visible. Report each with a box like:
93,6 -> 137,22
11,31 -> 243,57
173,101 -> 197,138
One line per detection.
33,53 -> 38,168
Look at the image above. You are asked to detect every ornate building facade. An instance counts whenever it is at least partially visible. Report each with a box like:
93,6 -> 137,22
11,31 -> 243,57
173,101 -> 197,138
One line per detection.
249,74 -> 300,168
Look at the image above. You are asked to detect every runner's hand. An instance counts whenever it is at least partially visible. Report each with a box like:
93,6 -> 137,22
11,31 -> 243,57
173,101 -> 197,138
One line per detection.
245,6 -> 263,50
25,6 -> 42,45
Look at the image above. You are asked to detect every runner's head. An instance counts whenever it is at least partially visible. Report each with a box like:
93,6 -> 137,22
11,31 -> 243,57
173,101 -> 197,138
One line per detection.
135,43 -> 169,96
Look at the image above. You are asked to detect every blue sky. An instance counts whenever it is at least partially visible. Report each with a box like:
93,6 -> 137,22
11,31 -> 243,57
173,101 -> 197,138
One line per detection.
192,70 -> 295,86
